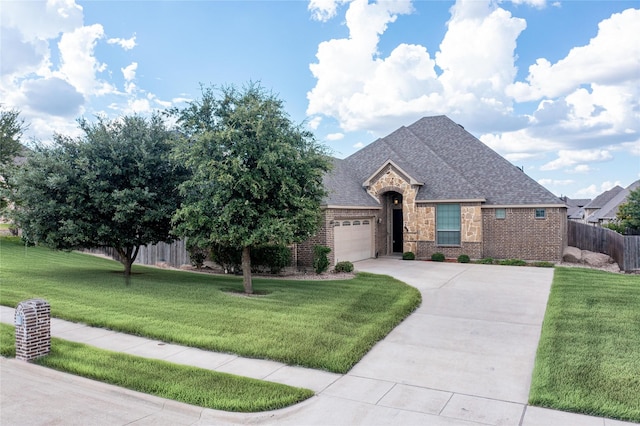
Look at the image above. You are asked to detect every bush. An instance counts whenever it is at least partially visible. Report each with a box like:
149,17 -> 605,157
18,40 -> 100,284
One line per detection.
313,245 -> 331,274
457,254 -> 470,263
499,258 -> 527,266
210,243 -> 242,273
431,252 -> 445,262
531,261 -> 554,268
402,251 -> 415,260
334,261 -> 354,273
186,240 -> 209,269
477,257 -> 494,264
252,245 -> 292,274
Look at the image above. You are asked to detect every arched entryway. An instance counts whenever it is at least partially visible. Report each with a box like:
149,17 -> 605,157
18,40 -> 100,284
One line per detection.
386,191 -> 403,254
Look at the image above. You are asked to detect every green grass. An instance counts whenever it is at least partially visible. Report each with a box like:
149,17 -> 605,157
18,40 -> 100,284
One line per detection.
0,237 -> 421,373
530,267 -> 640,423
0,323 -> 312,412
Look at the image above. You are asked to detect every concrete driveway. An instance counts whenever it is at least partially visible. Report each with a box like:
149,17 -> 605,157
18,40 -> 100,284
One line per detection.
350,258 -> 552,405
2,259 -> 634,425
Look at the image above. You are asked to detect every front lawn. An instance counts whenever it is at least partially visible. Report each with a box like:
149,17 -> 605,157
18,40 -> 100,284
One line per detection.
0,237 -> 421,373
530,267 -> 640,423
0,324 -> 313,411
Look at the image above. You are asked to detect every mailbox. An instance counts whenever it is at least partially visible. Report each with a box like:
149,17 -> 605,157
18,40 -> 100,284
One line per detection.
15,299 -> 51,361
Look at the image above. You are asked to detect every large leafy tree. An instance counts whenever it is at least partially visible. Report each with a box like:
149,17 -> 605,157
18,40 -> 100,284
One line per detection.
616,187 -> 640,233
172,83 -> 331,294
12,114 -> 186,276
0,107 -> 28,212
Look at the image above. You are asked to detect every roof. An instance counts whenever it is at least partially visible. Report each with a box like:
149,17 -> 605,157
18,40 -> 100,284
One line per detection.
587,180 -> 640,222
324,115 -> 564,207
562,197 -> 592,219
583,185 -> 624,210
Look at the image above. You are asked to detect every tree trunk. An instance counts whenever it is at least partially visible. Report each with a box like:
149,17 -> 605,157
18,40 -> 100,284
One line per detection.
241,246 -> 253,294
116,245 -> 140,278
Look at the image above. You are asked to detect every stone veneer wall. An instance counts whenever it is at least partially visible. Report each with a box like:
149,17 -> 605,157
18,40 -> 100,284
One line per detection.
482,207 -> 566,261
296,208 -> 380,267
415,202 -> 483,259
365,166 -> 420,254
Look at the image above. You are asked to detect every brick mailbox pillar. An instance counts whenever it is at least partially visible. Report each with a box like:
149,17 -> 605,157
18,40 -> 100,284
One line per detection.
15,299 -> 51,361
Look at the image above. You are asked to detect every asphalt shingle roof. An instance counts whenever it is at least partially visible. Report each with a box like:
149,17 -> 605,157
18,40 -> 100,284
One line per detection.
587,180 -> 640,222
324,116 -> 563,207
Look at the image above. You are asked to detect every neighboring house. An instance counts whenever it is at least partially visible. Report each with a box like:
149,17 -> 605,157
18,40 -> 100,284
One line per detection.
586,180 -> 640,226
296,116 -> 567,266
573,185 -> 625,223
561,196 -> 591,220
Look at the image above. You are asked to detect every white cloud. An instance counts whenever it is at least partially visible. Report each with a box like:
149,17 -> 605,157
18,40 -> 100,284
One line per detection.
538,178 -> 574,186
540,149 -> 613,171
55,24 -> 117,96
307,116 -> 322,130
308,0 -> 349,22
326,132 -> 344,141
353,142 -> 364,149
107,35 -> 136,50
508,9 -> 640,101
568,164 -> 593,174
122,62 -> 138,82
307,0 -> 528,135
576,180 -> 623,198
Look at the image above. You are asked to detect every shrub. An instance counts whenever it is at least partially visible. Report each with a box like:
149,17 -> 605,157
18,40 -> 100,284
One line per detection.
313,245 -> 331,274
477,257 -> 494,264
457,254 -> 470,263
499,258 -> 527,266
334,261 -> 354,273
531,261 -> 554,268
402,251 -> 415,260
252,245 -> 292,274
186,240 -> 209,269
210,243 -> 242,273
431,252 -> 445,262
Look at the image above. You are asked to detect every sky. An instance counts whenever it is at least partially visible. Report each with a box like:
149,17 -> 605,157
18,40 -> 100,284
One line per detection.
1,0 -> 639,200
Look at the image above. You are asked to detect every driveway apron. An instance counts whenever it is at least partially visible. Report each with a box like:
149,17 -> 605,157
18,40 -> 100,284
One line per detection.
346,258 -> 553,408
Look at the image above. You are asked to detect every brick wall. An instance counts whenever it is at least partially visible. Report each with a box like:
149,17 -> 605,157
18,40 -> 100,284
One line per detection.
417,241 -> 483,260
297,208 -> 381,267
482,207 -> 566,261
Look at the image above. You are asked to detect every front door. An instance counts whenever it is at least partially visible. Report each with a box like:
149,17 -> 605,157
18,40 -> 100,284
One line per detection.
392,209 -> 403,253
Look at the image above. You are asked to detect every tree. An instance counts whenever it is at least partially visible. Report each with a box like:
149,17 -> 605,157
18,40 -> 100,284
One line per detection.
0,107 -> 28,212
172,83 -> 331,294
616,187 -> 640,233
12,114 -> 186,276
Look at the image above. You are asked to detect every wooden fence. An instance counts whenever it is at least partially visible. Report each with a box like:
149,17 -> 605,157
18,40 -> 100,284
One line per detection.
568,220 -> 640,272
87,239 -> 191,268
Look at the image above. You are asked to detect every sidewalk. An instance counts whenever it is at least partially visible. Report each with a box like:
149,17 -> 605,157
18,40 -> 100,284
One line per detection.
1,260 -> 637,425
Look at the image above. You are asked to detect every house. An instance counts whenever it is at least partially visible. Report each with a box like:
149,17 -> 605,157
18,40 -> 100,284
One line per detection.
572,185 -> 625,223
296,115 -> 567,266
561,196 -> 591,220
585,180 -> 640,226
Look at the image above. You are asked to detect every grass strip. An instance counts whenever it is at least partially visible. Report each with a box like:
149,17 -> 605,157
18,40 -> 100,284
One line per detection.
0,237 -> 421,373
0,323 -> 313,412
529,267 -> 640,423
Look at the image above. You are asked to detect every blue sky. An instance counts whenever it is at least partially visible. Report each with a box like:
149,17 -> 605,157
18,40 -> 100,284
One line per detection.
1,0 -> 638,200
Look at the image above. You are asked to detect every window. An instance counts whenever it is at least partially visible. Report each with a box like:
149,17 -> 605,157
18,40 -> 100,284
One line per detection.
353,220 -> 361,226
535,208 -> 546,219
436,204 -> 461,246
342,221 -> 351,226
495,208 -> 506,219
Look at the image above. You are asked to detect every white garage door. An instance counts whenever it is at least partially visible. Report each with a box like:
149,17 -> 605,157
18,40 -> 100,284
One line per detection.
334,219 -> 372,263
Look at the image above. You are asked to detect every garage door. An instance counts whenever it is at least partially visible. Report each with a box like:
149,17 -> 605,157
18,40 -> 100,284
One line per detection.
334,219 -> 372,263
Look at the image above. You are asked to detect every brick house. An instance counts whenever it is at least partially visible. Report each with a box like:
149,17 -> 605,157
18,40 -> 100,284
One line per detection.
297,115 -> 567,266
